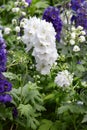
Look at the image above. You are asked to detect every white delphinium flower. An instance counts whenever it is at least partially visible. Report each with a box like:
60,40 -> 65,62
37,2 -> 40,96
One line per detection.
14,2 -> 19,6
55,70 -> 73,87
71,26 -> 76,31
4,27 -> 11,34
71,32 -> 76,39
77,26 -> 83,30
15,26 -> 20,32
0,30 -> 3,37
70,39 -> 75,45
12,7 -> 20,13
79,35 -> 86,42
24,2 -> 28,7
81,30 -> 86,35
21,11 -> 26,16
22,17 -> 58,75
12,19 -> 17,25
73,45 -> 80,52
17,36 -> 21,40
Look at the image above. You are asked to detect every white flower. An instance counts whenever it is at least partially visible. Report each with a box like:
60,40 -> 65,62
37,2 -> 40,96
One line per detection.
55,70 -> 73,87
12,19 -> 17,25
73,45 -> 80,52
70,39 -> 75,45
4,27 -> 11,34
24,2 -> 28,7
71,26 -> 76,31
77,26 -> 83,30
12,7 -> 20,13
15,26 -> 20,32
0,30 -> 3,37
22,17 -> 58,75
79,35 -> 86,42
17,36 -> 21,40
71,32 -> 76,39
14,2 -> 19,6
21,11 -> 26,16
81,30 -> 86,35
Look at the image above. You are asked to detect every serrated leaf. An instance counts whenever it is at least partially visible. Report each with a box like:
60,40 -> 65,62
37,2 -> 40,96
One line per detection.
82,114 -> 87,123
38,119 -> 53,130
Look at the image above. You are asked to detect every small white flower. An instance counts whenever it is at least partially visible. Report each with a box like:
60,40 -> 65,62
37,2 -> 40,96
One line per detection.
14,2 -> 19,6
15,26 -> 20,32
71,32 -> 76,39
79,35 -> 86,42
4,27 -> 11,34
0,30 -> 3,37
55,70 -> 73,87
70,39 -> 75,45
12,7 -> 20,13
71,26 -> 76,31
17,36 -> 21,40
12,19 -> 17,25
77,26 -> 83,30
77,101 -> 83,105
24,2 -> 28,7
81,30 -> 86,35
21,11 -> 26,16
73,45 -> 80,52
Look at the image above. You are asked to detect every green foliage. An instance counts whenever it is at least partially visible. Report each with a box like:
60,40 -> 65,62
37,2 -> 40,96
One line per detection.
10,82 -> 45,129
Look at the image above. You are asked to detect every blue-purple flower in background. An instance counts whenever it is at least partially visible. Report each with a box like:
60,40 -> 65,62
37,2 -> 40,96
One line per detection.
71,0 -> 85,11
42,6 -> 63,42
25,0 -> 32,6
0,37 -> 12,103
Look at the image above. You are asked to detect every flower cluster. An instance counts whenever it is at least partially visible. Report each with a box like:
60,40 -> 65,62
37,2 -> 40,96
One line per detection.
22,17 -> 58,75
55,70 -> 73,87
0,37 -> 12,103
71,0 -> 85,11
62,25 -> 86,52
42,6 -> 63,42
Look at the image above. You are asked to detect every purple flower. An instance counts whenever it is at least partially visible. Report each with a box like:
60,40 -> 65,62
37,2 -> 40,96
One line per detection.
71,0 -> 85,11
42,6 -> 63,42
0,37 -> 7,72
25,0 -> 32,6
0,37 -> 12,104
12,107 -> 18,118
72,1 -> 87,30
0,94 -> 12,103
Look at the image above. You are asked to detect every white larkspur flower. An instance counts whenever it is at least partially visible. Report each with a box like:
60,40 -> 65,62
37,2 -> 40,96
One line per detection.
55,70 -> 73,87
4,27 -> 11,34
22,16 -> 58,75
77,26 -> 83,30
15,26 -> 20,32
79,35 -> 86,42
71,32 -> 76,39
73,45 -> 80,52
70,39 -> 75,45
12,19 -> 17,25
81,30 -> 86,35
12,7 -> 20,13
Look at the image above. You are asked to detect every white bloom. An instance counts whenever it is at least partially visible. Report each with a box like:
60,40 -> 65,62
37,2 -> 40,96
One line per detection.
71,26 -> 76,31
77,26 -> 83,30
24,2 -> 28,7
21,11 -> 26,16
79,35 -> 86,42
0,30 -> 3,37
71,32 -> 76,39
14,2 -> 19,6
81,30 -> 86,35
12,19 -> 17,25
70,39 -> 75,45
55,70 -> 73,87
73,45 -> 80,52
4,27 -> 11,34
17,36 -> 21,40
12,7 -> 20,13
22,17 -> 58,75
15,26 -> 20,32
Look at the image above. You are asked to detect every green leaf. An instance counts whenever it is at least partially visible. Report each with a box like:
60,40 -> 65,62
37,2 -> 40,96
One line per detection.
82,114 -> 87,123
38,119 -> 53,130
2,72 -> 19,80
